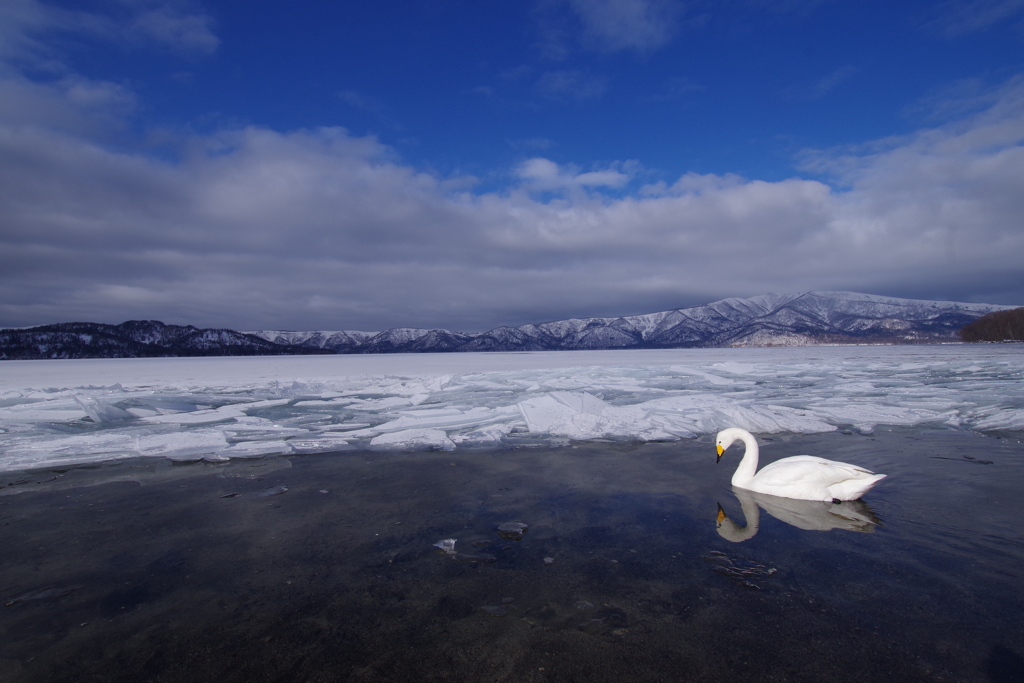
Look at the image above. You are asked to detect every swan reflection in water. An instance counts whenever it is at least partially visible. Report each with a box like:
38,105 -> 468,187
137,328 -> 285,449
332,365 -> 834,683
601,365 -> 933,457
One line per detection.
716,486 -> 881,543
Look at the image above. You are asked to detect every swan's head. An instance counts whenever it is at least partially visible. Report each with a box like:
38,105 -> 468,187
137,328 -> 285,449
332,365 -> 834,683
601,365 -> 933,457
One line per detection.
715,428 -> 744,463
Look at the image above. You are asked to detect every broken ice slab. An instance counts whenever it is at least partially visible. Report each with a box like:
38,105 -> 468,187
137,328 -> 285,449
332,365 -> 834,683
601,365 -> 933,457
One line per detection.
3,346 -> 1024,472
433,539 -> 457,554
369,429 -> 455,451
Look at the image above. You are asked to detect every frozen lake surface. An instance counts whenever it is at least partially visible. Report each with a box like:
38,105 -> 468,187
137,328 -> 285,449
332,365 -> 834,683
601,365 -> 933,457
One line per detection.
2,345 -> 1023,472
1,346 -> 1023,681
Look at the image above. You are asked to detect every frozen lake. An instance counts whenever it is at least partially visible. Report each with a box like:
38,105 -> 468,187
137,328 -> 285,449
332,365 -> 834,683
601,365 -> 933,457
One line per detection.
2,344 -> 1023,472
1,345 -> 1023,681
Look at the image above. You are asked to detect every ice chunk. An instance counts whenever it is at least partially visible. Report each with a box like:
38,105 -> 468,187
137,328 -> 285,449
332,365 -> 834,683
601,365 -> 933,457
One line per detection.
369,428 -> 455,451
0,398 -> 87,423
973,408 -> 1024,431
368,406 -> 519,434
292,398 -> 360,407
240,399 -> 293,410
517,391 -> 681,441
451,423 -> 516,445
140,404 -> 246,425
137,429 -> 231,458
74,396 -> 133,423
286,434 -> 353,453
347,396 -> 422,411
434,539 -> 457,554
216,440 -> 293,458
518,392 -> 604,433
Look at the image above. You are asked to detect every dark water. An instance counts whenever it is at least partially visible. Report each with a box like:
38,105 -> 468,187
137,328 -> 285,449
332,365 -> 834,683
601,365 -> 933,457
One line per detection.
1,428 -> 1022,682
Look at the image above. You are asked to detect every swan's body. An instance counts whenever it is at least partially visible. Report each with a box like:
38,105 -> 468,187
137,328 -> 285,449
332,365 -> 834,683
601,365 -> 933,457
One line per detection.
715,427 -> 886,502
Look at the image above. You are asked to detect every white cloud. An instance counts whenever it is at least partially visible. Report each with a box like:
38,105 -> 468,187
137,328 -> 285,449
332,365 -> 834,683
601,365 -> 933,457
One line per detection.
0,1 -> 216,134
0,0 -> 218,68
130,6 -> 219,55
4,77 -> 1024,332
568,0 -> 682,53
0,0 -> 50,64
516,157 -> 634,190
61,76 -> 137,114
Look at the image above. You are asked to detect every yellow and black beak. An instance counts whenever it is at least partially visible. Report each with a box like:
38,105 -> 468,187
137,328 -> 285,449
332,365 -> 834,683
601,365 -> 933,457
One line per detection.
716,443 -> 724,464
716,503 -> 727,523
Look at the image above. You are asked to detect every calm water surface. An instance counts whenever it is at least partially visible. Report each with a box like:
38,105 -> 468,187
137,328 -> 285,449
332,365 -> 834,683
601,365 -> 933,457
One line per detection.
1,428 -> 1022,682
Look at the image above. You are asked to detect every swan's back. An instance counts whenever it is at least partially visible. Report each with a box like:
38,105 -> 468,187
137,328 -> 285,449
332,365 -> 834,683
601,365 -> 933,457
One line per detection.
750,455 -> 886,502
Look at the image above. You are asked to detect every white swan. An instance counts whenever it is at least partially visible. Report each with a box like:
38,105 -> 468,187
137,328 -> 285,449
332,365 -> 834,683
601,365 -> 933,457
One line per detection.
715,427 -> 886,502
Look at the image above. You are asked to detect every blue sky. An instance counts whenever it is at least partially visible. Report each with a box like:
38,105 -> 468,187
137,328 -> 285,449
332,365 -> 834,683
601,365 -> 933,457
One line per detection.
1,0 -> 1023,332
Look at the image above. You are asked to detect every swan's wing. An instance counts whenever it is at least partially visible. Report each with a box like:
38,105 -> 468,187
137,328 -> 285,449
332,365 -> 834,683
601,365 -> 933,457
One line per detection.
752,456 -> 883,500
755,456 -> 872,485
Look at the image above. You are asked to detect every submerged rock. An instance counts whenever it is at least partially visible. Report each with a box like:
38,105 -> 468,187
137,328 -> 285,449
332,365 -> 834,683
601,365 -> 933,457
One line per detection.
702,551 -> 777,590
497,522 -> 529,540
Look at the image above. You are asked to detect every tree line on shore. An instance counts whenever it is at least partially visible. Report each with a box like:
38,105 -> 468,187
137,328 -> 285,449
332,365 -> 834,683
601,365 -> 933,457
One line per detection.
959,308 -> 1024,342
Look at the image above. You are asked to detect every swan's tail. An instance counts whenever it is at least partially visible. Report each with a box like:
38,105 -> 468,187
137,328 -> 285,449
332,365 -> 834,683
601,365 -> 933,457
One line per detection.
830,473 -> 886,501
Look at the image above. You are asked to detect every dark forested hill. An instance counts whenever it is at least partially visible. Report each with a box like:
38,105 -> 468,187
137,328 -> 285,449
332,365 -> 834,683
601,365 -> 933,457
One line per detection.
0,321 -> 330,360
959,308 -> 1024,342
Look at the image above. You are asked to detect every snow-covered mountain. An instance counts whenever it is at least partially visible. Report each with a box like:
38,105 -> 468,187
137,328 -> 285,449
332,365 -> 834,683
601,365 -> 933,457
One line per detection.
247,292 -> 1016,354
476,291 -> 1010,350
250,329 -> 379,353
247,327 -> 475,354
3,292 -> 1017,359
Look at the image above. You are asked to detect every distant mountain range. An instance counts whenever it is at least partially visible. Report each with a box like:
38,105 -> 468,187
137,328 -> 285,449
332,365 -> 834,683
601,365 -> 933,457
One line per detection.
1,292 -> 1017,360
0,320 -> 331,360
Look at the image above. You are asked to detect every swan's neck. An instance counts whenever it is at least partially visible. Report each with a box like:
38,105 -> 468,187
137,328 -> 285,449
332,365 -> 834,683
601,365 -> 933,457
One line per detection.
730,431 -> 760,488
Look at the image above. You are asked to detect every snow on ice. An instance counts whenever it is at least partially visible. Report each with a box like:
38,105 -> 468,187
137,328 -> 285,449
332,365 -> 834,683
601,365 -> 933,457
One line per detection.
1,346 -> 1022,472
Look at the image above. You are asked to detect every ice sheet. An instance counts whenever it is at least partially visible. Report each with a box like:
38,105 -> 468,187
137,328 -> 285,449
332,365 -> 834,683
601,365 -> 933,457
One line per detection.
2,346 -> 1022,472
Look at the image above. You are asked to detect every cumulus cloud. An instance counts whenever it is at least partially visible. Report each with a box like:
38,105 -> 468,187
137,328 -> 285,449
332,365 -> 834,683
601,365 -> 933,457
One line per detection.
3,78 -> 1024,332
1,3 -> 1023,331
0,1 -> 215,131
516,158 -> 634,191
